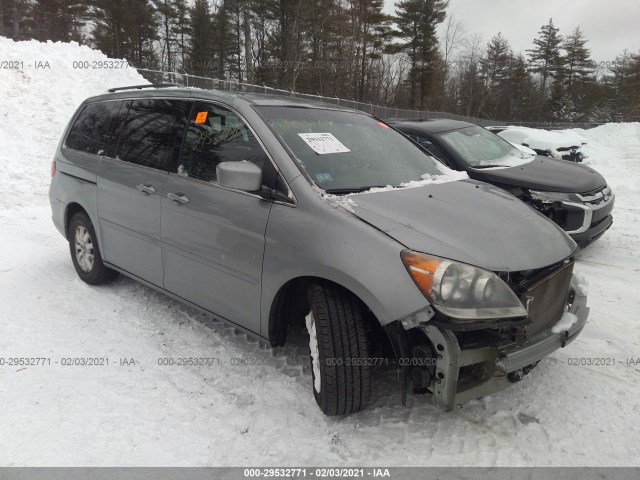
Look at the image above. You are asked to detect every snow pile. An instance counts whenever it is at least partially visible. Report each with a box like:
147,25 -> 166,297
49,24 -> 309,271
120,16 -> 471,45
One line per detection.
568,122 -> 640,195
551,312 -> 579,334
0,37 -> 146,206
568,122 -> 640,146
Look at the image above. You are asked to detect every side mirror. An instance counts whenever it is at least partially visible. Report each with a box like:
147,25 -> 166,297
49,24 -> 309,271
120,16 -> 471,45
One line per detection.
216,161 -> 262,192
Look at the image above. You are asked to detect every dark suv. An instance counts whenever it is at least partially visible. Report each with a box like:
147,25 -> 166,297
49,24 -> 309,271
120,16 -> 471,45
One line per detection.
389,119 -> 615,248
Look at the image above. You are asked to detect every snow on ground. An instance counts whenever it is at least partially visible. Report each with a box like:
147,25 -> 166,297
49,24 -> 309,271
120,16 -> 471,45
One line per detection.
1,38 -> 640,466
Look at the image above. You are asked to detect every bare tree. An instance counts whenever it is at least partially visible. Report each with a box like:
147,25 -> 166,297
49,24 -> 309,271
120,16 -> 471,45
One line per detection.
440,15 -> 465,108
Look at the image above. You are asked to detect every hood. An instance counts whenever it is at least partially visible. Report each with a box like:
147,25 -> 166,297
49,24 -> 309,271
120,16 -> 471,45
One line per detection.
478,157 -> 606,193
350,180 -> 576,272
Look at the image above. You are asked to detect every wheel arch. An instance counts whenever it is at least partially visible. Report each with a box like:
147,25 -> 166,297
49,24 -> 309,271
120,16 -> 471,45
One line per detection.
64,202 -> 106,256
65,202 -> 89,238
267,275 -> 394,359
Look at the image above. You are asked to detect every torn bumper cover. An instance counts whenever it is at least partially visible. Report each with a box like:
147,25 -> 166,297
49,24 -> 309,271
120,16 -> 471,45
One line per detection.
420,292 -> 589,411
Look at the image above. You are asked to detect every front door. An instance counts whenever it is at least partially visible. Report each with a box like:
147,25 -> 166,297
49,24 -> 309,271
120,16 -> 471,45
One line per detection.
160,101 -> 273,333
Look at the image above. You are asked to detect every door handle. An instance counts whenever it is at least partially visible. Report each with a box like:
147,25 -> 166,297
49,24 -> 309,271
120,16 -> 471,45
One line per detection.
136,184 -> 156,195
167,192 -> 189,204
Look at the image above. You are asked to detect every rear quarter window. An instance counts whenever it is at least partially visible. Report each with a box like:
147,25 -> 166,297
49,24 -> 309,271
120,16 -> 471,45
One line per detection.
65,100 -> 126,157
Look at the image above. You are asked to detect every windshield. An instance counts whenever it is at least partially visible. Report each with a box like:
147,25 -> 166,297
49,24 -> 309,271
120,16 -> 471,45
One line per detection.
256,106 -> 448,192
436,126 -> 534,168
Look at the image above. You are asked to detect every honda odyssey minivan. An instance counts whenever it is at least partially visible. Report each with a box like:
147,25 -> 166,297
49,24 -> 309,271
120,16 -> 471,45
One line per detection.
49,85 -> 590,415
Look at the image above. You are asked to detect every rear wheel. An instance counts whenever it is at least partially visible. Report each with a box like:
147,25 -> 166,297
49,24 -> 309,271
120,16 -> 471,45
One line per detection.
68,212 -> 117,285
306,282 -> 371,415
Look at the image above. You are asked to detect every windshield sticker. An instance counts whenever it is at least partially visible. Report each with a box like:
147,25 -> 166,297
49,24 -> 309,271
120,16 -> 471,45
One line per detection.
315,173 -> 333,183
195,111 -> 208,124
298,133 -> 350,155
377,121 -> 390,128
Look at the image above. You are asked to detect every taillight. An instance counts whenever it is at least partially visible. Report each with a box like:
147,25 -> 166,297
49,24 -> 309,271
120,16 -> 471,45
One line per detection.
51,160 -> 56,177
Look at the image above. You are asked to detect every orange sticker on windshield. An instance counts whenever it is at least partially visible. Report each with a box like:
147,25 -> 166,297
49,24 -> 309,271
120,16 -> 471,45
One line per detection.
195,111 -> 208,124
377,121 -> 390,128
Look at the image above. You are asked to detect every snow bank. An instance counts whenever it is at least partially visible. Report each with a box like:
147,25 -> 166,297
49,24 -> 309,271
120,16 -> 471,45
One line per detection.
570,122 -> 640,146
0,37 -> 146,205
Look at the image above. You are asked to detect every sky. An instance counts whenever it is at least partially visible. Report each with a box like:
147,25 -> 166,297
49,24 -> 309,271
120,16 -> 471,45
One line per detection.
384,0 -> 640,62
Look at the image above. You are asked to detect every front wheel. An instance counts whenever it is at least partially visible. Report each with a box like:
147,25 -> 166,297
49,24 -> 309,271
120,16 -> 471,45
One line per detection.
68,212 -> 118,285
306,282 -> 371,416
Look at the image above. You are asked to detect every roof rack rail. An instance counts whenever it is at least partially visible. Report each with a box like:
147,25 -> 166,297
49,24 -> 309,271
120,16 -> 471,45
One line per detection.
107,83 -> 179,93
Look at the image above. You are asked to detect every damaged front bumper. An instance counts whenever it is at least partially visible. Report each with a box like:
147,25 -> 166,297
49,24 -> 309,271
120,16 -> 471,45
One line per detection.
419,292 -> 589,411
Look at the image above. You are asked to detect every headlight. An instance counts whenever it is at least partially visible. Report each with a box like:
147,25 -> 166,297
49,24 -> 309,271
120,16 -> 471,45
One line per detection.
401,250 -> 527,321
529,190 -> 573,203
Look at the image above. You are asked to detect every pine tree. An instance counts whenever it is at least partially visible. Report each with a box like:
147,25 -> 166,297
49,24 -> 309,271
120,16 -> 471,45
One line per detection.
561,26 -> 594,98
605,50 -> 640,121
394,0 -> 449,109
527,18 -> 563,116
480,33 -> 511,117
91,0 -> 158,66
351,0 -> 392,101
547,81 -> 578,122
187,0 -> 215,77
31,0 -> 88,43
481,33 -> 510,87
506,54 -> 536,121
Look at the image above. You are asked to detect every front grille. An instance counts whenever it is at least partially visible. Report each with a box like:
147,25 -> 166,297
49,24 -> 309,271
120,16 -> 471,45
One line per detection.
519,261 -> 574,336
578,185 -> 612,207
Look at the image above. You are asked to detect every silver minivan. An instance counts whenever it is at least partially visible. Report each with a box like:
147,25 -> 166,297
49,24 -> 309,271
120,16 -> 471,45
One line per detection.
49,85 -> 589,415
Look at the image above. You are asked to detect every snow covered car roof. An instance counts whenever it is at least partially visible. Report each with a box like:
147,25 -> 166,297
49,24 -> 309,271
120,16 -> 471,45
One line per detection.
497,127 -> 582,150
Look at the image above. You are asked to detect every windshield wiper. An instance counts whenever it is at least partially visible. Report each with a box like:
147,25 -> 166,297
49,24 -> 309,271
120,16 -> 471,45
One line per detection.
472,165 -> 509,169
324,186 -> 387,194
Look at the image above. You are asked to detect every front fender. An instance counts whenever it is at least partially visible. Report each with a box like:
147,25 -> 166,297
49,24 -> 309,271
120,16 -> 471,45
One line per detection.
260,197 -> 431,338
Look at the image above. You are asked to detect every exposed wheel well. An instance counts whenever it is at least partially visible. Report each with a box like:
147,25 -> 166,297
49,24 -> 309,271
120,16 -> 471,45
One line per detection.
65,203 -> 88,239
268,277 -> 394,359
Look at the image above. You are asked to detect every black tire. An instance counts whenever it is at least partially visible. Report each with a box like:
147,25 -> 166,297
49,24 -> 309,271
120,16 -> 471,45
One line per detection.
307,282 -> 371,416
68,212 -> 117,285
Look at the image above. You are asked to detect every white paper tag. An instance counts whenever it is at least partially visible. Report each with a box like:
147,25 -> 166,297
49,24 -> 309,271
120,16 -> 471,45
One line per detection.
298,133 -> 351,155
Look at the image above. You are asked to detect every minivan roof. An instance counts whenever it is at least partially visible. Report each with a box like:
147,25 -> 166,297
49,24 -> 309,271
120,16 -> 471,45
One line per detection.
85,85 -> 359,112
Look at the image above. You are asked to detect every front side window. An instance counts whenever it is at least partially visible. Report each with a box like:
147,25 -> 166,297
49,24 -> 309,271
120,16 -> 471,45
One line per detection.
436,126 -> 533,168
66,100 -> 125,156
175,102 -> 267,183
256,106 -> 447,193
117,99 -> 187,169
407,133 -> 448,161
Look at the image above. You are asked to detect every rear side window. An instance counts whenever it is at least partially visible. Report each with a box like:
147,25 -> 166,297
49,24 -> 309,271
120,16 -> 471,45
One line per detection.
66,101 -> 125,156
117,99 -> 188,170
174,102 -> 267,183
